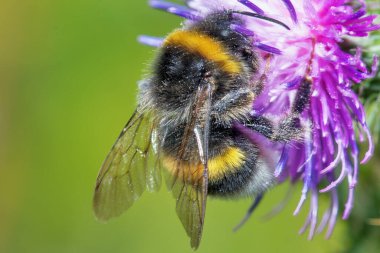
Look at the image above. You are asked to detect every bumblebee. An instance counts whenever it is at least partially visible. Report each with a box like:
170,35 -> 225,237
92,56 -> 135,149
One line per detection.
93,10 -> 311,249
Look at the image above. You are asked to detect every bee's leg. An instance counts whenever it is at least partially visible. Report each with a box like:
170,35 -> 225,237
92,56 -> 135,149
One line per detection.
251,55 -> 271,96
233,193 -> 265,232
290,78 -> 312,115
273,78 -> 311,141
251,68 -> 266,96
245,115 -> 302,142
212,88 -> 255,124
245,79 -> 311,142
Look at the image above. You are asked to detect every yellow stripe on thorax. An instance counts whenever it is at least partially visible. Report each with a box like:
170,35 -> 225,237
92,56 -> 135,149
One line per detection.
162,147 -> 245,182
164,30 -> 242,75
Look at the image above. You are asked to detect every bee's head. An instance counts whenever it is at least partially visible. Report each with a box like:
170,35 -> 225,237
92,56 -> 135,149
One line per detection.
148,27 -> 258,125
150,47 -> 207,114
150,47 -> 254,125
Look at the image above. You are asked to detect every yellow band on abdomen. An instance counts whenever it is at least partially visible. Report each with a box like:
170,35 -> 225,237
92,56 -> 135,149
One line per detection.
162,147 -> 245,182
163,30 -> 242,75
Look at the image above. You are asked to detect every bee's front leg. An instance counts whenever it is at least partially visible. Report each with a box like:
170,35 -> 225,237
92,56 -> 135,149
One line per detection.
211,88 -> 254,126
245,79 -> 311,142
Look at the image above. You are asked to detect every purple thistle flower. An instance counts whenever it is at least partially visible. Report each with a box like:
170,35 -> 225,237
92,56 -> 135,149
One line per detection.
141,0 -> 379,239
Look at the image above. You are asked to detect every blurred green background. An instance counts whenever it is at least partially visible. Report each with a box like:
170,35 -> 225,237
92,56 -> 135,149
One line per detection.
1,1 -> 378,253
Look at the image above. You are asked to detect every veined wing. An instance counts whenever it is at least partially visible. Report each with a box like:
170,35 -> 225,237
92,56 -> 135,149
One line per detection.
165,83 -> 212,249
93,108 -> 162,221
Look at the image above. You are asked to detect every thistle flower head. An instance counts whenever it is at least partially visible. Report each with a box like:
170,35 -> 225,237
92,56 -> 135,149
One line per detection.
140,0 -> 379,239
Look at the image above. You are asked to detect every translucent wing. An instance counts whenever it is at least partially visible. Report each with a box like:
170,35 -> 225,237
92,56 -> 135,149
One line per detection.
166,84 -> 212,249
93,108 -> 162,221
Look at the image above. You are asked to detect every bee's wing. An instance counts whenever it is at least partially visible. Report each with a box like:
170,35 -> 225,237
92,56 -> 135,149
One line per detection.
167,84 -> 212,249
93,108 -> 162,221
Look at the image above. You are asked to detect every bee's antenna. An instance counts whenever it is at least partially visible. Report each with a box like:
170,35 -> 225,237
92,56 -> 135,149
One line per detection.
231,11 -> 290,30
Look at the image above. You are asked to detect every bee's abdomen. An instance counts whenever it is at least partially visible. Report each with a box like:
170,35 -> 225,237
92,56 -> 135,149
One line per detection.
207,148 -> 256,196
161,124 -> 275,197
207,133 -> 276,197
